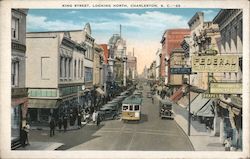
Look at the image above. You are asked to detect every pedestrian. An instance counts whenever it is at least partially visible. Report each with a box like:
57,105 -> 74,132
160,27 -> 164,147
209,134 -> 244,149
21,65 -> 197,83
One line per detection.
20,126 -> 27,147
96,112 -> 101,127
49,118 -> 56,137
77,113 -> 82,129
58,117 -> 62,132
224,136 -> 232,151
152,96 -> 154,104
24,123 -> 30,145
63,116 -> 68,132
92,110 -> 97,124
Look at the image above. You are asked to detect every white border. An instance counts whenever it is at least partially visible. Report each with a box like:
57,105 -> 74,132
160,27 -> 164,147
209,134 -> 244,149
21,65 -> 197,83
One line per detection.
0,0 -> 249,159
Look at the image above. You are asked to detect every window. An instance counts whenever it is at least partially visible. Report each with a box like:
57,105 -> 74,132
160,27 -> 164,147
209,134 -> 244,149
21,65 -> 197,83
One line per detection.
84,67 -> 93,82
11,61 -> 19,86
60,57 -> 63,78
41,57 -> 50,80
134,105 -> 140,111
11,17 -> 19,40
123,105 -> 128,111
129,105 -> 133,111
74,60 -> 77,78
81,60 -> 83,78
78,60 -> 80,78
68,59 -> 71,78
64,58 -> 67,78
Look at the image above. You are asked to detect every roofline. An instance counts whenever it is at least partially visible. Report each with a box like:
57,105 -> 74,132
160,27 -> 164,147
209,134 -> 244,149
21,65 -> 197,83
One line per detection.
27,29 -> 83,34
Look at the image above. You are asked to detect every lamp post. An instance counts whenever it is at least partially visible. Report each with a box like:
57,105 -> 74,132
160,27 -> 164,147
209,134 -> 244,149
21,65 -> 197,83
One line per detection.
123,56 -> 128,87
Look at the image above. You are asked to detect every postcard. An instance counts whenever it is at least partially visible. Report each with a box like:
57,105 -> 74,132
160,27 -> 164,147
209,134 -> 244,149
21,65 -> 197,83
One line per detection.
0,0 -> 249,158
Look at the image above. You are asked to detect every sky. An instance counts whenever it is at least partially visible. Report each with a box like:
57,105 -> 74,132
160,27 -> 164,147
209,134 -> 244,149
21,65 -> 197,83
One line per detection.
27,8 -> 220,74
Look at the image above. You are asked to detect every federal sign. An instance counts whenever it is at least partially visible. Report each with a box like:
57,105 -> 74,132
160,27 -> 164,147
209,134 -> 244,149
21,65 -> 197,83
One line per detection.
202,93 -> 221,98
210,83 -> 242,94
170,67 -> 192,74
192,55 -> 239,72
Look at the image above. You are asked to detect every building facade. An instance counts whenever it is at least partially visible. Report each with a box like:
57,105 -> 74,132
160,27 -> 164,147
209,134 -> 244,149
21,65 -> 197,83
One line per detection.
160,29 -> 190,85
127,51 -> 137,81
26,30 -> 86,124
188,12 -> 221,90
213,9 -> 243,150
11,9 -> 28,147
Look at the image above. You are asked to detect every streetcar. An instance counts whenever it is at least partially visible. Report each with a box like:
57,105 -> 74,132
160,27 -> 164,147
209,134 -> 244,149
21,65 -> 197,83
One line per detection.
121,95 -> 143,122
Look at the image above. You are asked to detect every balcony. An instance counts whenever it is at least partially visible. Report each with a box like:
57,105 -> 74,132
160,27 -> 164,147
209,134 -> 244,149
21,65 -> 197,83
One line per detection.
11,87 -> 28,98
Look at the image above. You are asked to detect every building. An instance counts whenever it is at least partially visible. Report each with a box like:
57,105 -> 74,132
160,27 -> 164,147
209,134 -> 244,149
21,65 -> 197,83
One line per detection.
213,9 -> 243,150
93,43 -> 104,87
108,34 -> 127,88
126,51 -> 137,81
26,30 -> 86,124
11,9 -> 28,148
160,29 -> 190,85
188,12 -> 221,90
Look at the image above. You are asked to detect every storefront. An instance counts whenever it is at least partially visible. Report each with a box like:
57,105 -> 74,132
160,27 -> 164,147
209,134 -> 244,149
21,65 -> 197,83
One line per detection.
27,99 -> 59,125
11,97 -> 28,145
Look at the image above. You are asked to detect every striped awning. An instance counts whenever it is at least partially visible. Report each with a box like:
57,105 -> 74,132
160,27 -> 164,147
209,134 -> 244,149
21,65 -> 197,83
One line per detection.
190,94 -> 215,117
28,99 -> 59,109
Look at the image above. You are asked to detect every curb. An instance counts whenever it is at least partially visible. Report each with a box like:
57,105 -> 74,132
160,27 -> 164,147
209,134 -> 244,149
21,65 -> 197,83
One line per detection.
30,121 -> 90,132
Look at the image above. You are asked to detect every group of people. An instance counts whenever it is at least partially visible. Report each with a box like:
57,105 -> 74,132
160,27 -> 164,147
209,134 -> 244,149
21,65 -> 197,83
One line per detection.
49,114 -> 82,137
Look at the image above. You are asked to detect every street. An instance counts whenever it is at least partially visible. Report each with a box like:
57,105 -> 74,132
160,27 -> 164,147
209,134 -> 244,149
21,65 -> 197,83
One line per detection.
28,86 -> 194,151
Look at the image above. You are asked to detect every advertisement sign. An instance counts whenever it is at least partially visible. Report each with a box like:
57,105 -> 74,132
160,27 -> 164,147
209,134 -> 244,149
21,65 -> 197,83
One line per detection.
210,83 -> 242,94
192,55 -> 239,72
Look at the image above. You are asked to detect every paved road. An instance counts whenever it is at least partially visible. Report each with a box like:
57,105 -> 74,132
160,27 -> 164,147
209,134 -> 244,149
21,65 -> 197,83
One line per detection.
28,86 -> 194,151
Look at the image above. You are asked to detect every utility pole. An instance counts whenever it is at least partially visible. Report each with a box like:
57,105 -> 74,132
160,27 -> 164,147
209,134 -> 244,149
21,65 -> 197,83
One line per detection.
188,74 -> 191,136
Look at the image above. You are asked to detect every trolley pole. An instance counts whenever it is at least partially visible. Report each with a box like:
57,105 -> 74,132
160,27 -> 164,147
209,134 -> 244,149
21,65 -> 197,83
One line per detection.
188,74 -> 191,136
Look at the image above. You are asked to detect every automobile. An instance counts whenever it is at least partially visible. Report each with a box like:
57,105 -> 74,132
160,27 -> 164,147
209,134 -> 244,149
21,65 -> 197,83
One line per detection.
133,90 -> 143,98
159,99 -> 174,119
99,106 -> 118,120
147,91 -> 152,98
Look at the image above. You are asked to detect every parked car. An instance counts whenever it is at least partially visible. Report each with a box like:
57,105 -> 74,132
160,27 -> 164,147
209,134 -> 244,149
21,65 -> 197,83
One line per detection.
99,106 -> 118,120
159,99 -> 174,119
147,91 -> 152,98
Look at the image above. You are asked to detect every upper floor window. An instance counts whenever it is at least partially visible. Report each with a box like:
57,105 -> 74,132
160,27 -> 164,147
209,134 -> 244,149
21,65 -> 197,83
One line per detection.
11,17 -> 19,40
11,61 -> 19,86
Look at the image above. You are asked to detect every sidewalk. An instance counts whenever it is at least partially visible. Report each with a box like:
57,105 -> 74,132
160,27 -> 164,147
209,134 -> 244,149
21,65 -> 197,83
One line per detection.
17,142 -> 64,150
156,95 -> 225,151
174,114 -> 224,151
30,121 -> 88,131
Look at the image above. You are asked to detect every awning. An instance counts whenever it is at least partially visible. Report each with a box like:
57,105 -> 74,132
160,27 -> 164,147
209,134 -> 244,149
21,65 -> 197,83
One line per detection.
28,99 -> 59,109
83,89 -> 90,93
177,92 -> 199,108
96,87 -> 105,95
190,94 -> 214,117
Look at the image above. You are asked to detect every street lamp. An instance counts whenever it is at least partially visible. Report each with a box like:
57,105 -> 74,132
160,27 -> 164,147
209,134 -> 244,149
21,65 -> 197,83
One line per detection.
123,56 -> 128,87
